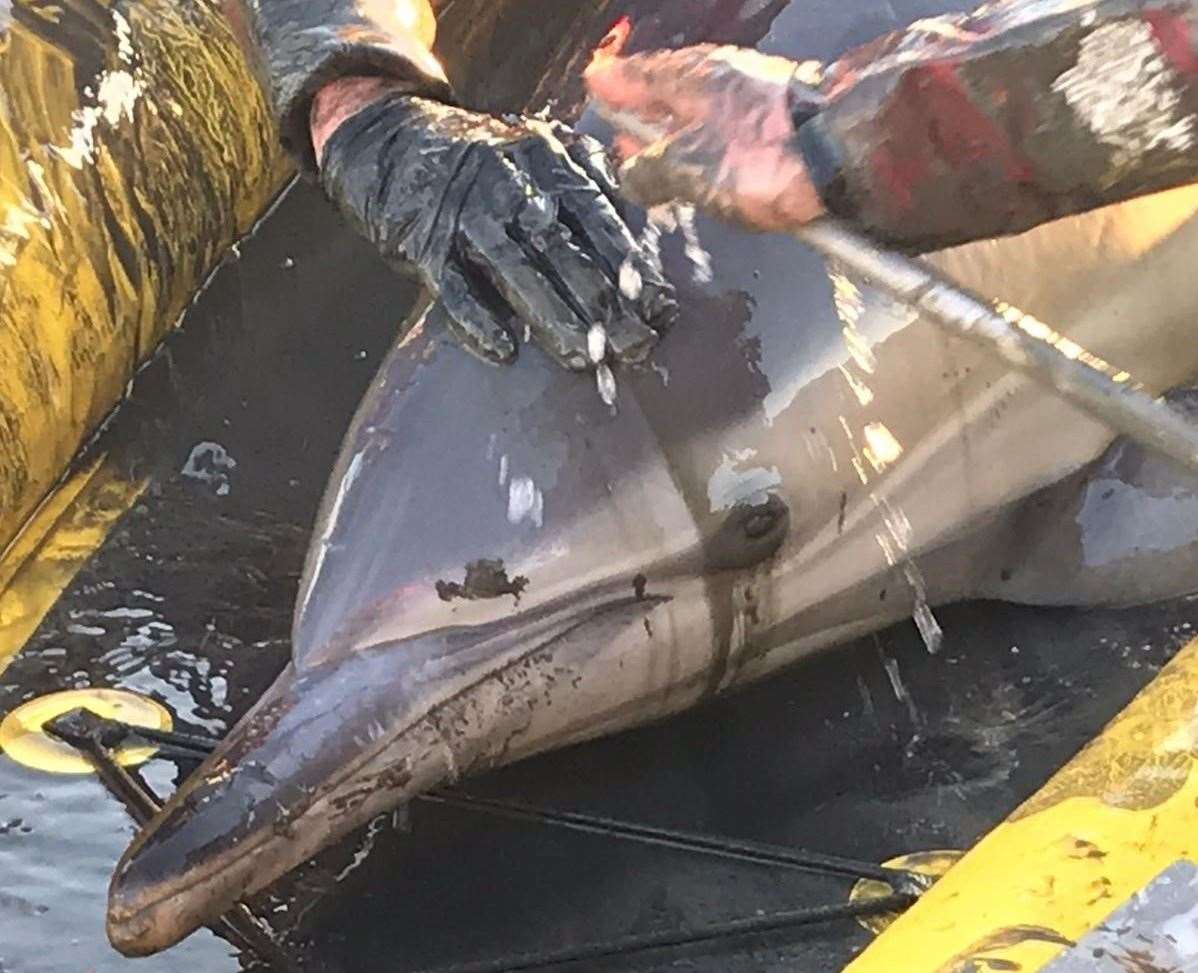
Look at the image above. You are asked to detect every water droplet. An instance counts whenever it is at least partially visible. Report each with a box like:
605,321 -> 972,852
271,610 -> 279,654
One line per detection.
507,476 -> 544,527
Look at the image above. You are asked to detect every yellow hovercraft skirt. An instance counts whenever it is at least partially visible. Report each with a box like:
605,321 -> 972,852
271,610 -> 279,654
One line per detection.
848,634 -> 1198,972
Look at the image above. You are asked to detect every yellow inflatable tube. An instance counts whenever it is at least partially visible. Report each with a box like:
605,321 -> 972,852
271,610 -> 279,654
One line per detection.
848,634 -> 1198,971
0,0 -> 291,559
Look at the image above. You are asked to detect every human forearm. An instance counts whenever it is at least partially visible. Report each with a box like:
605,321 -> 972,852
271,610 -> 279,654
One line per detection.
225,0 -> 451,172
801,0 -> 1198,251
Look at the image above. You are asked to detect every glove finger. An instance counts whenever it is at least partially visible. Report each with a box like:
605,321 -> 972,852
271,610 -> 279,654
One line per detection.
513,138 -> 678,350
433,261 -> 518,364
548,185 -> 678,344
517,211 -> 653,363
541,121 -> 624,207
512,168 -> 662,365
456,193 -> 591,371
516,193 -> 614,321
543,190 -> 673,360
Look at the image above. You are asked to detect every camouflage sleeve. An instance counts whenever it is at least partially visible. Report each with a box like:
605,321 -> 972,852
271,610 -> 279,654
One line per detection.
225,0 -> 452,173
796,0 -> 1198,252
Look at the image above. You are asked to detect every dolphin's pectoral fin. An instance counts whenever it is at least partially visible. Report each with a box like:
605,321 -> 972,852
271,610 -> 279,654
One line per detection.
975,387 -> 1198,608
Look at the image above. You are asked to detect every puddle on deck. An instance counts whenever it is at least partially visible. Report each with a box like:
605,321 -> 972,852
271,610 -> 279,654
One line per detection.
1,183 -> 1195,972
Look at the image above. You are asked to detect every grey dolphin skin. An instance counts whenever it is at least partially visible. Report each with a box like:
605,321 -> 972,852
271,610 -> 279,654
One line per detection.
106,0 -> 1198,956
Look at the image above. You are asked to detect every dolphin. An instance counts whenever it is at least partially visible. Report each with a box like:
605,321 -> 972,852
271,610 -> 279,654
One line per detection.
105,0 -> 1198,956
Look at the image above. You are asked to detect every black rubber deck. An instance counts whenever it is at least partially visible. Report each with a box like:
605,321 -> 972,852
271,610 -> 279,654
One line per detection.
1,183 -> 1194,973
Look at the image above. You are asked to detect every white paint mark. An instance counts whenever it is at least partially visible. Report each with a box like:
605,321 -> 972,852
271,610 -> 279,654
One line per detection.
49,13 -> 145,170
181,441 -> 237,495
707,449 -> 782,512
507,476 -> 544,528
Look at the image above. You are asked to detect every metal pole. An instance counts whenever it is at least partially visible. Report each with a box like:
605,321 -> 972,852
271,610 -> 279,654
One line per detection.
798,219 -> 1198,475
413,893 -> 916,973
598,107 -> 1198,475
44,710 -> 294,969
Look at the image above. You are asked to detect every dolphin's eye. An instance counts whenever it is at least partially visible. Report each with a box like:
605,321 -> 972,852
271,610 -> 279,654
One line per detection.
704,494 -> 790,571
744,509 -> 779,539
734,493 -> 788,542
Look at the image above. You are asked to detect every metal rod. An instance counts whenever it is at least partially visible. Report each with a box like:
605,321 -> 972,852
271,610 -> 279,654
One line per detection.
424,790 -> 916,887
128,723 -> 222,754
798,219 -> 1198,475
44,710 -> 294,969
414,892 -> 916,973
65,714 -> 919,889
599,106 -> 1198,476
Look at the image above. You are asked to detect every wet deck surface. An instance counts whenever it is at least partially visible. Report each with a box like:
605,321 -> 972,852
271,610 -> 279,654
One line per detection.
1,183 -> 1194,972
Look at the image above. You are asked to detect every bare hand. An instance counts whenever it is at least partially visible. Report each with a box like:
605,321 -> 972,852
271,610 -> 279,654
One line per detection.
585,41 -> 827,233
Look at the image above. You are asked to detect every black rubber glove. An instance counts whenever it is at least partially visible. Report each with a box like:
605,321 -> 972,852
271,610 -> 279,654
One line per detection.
319,93 -> 678,369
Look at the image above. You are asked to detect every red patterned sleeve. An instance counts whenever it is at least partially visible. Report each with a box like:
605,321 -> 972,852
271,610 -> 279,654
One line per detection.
796,0 -> 1198,251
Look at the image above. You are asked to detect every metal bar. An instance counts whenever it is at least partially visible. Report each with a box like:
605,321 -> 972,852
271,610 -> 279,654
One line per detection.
44,710 -> 293,969
127,723 -> 221,754
598,106 -> 1198,476
797,219 -> 1198,475
64,714 -> 918,889
414,892 -> 916,973
424,790 -> 918,887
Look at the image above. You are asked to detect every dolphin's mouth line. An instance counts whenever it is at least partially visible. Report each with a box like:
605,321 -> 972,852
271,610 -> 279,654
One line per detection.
112,592 -> 670,930
299,593 -> 670,819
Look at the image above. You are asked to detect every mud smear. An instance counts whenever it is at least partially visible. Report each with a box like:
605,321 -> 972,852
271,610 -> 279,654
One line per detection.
435,559 -> 529,603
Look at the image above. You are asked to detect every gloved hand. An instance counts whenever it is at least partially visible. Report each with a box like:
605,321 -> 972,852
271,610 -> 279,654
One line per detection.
318,92 -> 677,369
585,44 -> 827,233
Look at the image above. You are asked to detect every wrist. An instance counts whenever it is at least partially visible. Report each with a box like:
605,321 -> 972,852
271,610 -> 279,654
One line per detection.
310,77 -> 412,166
792,112 -> 846,222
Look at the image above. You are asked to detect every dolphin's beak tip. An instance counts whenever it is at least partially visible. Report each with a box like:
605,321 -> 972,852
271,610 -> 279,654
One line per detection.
106,845 -> 202,957
106,888 -> 167,957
